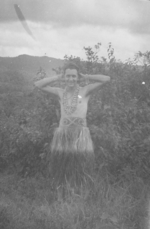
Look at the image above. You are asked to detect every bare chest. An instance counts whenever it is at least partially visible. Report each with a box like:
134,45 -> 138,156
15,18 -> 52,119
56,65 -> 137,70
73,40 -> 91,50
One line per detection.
65,94 -> 86,105
60,92 -> 89,117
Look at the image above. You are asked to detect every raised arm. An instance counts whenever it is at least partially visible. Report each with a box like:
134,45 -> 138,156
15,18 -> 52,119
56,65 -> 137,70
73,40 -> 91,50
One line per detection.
34,74 -> 63,97
81,73 -> 110,95
86,73 -> 110,82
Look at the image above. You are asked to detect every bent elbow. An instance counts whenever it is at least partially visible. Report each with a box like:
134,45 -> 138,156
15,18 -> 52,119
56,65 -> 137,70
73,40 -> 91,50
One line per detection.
106,76 -> 110,82
99,74 -> 110,82
102,75 -> 110,82
34,82 -> 38,88
34,82 -> 42,88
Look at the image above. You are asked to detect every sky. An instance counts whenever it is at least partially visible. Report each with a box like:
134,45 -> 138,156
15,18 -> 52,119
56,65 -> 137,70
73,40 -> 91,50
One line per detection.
0,0 -> 150,62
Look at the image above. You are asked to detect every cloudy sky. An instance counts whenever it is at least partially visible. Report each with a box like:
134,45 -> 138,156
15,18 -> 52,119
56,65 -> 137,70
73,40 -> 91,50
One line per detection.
0,0 -> 150,61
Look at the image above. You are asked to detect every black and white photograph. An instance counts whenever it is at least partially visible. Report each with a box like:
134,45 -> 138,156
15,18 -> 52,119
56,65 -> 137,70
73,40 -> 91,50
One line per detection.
0,0 -> 150,228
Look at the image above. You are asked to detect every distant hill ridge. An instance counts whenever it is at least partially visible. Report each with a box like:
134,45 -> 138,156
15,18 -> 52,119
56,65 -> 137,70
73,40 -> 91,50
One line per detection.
0,55 -> 64,94
0,54 -> 64,76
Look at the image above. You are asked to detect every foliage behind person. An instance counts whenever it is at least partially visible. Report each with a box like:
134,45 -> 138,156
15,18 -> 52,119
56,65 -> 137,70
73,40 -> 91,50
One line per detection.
0,43 -> 150,184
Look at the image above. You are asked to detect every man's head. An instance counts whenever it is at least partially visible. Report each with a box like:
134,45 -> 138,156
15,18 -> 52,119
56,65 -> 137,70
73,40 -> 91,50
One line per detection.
63,62 -> 80,88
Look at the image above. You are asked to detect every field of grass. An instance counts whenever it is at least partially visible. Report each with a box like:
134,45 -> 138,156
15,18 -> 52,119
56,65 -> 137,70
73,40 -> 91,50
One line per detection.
0,171 -> 149,229
1,53 -> 150,229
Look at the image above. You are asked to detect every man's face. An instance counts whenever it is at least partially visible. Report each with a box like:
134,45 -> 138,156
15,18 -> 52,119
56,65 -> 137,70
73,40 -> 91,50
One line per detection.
64,69 -> 79,88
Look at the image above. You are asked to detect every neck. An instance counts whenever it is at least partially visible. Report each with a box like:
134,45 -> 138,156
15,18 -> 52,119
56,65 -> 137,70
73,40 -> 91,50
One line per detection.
66,84 -> 78,93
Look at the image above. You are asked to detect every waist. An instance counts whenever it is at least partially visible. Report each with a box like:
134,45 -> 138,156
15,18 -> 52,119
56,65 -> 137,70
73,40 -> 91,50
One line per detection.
59,117 -> 87,127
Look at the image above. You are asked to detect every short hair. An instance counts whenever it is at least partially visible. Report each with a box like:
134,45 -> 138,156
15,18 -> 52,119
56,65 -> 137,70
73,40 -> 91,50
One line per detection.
62,62 -> 82,82
63,62 -> 79,74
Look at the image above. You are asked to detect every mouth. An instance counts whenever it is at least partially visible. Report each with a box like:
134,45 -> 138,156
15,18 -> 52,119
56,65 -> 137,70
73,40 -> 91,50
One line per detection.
68,82 -> 75,86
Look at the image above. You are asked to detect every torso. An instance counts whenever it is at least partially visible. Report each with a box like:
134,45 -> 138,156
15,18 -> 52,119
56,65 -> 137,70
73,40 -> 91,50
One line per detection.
58,87 -> 90,124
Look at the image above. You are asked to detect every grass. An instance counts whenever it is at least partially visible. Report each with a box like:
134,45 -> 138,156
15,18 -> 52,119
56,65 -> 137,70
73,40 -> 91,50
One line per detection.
0,171 -> 148,229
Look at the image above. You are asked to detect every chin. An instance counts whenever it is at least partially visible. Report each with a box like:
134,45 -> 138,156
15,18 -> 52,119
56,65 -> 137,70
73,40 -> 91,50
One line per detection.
68,84 -> 76,87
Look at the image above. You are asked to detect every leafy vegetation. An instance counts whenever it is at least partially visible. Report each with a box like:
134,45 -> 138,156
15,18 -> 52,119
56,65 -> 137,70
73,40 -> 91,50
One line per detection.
0,43 -> 150,228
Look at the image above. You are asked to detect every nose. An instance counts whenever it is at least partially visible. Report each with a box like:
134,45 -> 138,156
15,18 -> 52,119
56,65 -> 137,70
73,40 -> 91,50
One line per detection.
69,76 -> 74,80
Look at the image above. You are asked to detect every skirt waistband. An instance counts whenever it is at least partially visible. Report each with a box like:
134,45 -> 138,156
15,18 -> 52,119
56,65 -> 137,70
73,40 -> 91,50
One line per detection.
59,117 -> 87,127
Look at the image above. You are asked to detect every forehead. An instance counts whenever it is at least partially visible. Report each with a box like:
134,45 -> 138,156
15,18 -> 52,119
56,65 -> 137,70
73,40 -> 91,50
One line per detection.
65,68 -> 78,75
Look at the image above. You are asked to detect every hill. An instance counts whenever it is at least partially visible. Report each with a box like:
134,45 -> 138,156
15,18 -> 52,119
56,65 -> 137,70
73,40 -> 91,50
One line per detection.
0,54 -> 64,75
0,55 -> 64,94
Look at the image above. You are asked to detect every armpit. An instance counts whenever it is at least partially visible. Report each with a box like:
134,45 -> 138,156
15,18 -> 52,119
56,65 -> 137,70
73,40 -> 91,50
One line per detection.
83,82 -> 102,95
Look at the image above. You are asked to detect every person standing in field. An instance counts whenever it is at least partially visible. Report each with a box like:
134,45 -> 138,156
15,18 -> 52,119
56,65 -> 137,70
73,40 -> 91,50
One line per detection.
35,62 -> 110,189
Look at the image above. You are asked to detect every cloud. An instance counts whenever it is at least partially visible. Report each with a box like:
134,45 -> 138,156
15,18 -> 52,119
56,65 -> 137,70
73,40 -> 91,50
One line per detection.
0,20 -> 148,61
0,22 -> 38,56
0,0 -> 150,60
0,0 -> 150,35
123,0 -> 150,35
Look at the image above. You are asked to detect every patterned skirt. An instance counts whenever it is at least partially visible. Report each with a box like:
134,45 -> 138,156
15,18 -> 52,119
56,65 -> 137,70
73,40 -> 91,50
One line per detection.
51,117 -> 94,154
48,117 -> 94,188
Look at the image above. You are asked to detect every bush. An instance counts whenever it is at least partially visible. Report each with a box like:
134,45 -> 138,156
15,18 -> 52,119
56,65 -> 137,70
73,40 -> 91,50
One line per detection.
1,43 -> 150,184
0,89 -> 60,177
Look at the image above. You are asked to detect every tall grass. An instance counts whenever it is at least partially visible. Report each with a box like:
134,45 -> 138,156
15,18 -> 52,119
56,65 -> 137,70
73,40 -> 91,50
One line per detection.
0,171 -> 148,229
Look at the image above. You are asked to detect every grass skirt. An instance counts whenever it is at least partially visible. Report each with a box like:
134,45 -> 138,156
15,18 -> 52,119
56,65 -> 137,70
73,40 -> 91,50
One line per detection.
48,117 -> 94,189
